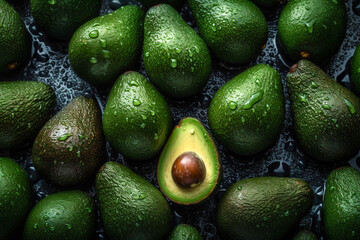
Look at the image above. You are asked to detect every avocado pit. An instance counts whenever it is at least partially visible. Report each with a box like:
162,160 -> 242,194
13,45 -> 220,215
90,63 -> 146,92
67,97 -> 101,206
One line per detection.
171,151 -> 206,189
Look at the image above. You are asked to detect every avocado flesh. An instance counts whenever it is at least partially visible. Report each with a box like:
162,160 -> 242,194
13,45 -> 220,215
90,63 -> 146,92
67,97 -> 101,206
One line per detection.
323,166 -> 360,240
216,177 -> 314,240
158,117 -> 221,205
286,60 -> 360,162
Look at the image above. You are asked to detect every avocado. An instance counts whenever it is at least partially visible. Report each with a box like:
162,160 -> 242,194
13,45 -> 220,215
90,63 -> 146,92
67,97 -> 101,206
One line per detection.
23,190 -> 95,240
278,0 -> 347,63
0,81 -> 56,151
0,157 -> 32,239
0,0 -> 29,73
139,0 -> 184,9
68,5 -> 144,86
30,0 -> 102,40
250,0 -> 280,8
168,224 -> 203,240
286,60 -> 360,162
157,117 -> 221,205
95,161 -> 172,240
323,166 -> 360,240
32,96 -> 105,186
187,0 -> 268,65
208,64 -> 285,156
216,177 -> 314,240
143,4 -> 212,98
351,43 -> 360,95
292,230 -> 318,240
102,71 -> 172,161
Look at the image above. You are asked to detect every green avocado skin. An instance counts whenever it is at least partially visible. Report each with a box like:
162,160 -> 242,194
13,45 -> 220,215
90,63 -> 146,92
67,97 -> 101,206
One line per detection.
95,161 -> 172,240
30,0 -> 102,40
32,96 -> 106,187
143,4 -> 212,98
0,0 -> 29,73
168,224 -> 203,240
0,81 -> 56,151
323,166 -> 360,240
23,190 -> 95,240
286,60 -> 360,162
292,230 -> 318,240
278,0 -> 347,63
0,157 -> 32,239
216,177 -> 314,240
351,43 -> 360,95
208,64 -> 285,156
102,71 -> 172,161
139,0 -> 184,8
68,5 -> 144,86
188,0 -> 268,65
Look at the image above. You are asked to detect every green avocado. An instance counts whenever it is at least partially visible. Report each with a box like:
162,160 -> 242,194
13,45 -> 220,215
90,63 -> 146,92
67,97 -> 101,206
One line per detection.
0,0 -> 29,73
208,64 -> 285,156
68,5 -> 144,86
351,43 -> 360,95
323,166 -> 360,240
157,117 -> 221,205
32,96 -> 105,186
168,224 -> 203,240
23,190 -> 95,240
188,0 -> 268,65
292,230 -> 318,240
143,4 -> 212,98
96,161 -> 173,240
139,0 -> 184,8
286,60 -> 360,162
0,81 -> 56,151
30,0 -> 102,40
102,71 -> 173,161
0,157 -> 32,239
278,0 -> 347,63
216,177 -> 314,240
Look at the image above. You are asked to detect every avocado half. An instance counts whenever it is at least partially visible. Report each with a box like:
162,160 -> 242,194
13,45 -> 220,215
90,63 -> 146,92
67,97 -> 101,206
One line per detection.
157,117 -> 221,205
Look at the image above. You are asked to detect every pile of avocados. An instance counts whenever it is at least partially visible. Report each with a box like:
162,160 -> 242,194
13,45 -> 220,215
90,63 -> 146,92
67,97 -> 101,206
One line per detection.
0,0 -> 360,239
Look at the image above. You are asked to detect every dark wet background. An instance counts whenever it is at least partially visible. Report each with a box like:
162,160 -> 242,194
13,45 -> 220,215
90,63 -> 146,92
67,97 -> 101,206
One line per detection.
1,0 -> 360,239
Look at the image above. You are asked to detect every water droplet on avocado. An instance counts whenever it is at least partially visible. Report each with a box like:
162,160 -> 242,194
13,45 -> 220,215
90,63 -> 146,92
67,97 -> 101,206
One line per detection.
276,204 -> 280,209
322,104 -> 331,110
57,133 -> 73,141
33,223 -> 38,229
154,133 -> 158,140
86,207 -> 92,213
194,45 -> 200,53
100,38 -> 107,48
329,186 -> 335,192
140,123 -> 146,128
228,101 -> 238,110
133,99 -> 141,106
344,99 -> 356,114
44,215 -> 49,220
102,50 -> 110,58
170,59 -> 177,68
145,52 -> 150,57
311,81 -> 319,88
50,226 -> 55,232
284,210 -> 290,216
77,151 -> 81,158
175,48 -> 181,53
89,30 -> 99,38
305,19 -> 315,33
297,93 -> 308,104
190,129 -> 195,135
211,23 -> 216,31
65,224 -> 72,230
138,215 -> 143,220
68,146 -> 73,152
150,110 -> 156,116
237,186 -> 242,190
115,197 -> 119,203
89,57 -> 98,64
47,0 -> 56,5
243,91 -> 263,110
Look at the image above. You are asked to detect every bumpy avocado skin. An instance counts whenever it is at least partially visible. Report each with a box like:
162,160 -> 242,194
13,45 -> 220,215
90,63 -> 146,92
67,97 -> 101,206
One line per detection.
351,43 -> 360,95
168,224 -> 203,240
292,230 -> 318,240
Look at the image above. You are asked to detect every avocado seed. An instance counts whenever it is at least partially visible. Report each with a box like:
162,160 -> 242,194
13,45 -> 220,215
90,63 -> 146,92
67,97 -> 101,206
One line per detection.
171,152 -> 206,189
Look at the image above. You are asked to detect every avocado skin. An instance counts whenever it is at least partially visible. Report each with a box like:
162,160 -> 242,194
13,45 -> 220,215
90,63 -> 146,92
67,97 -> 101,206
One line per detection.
216,177 -> 314,240
32,96 -> 105,187
351,43 -> 360,95
292,230 -> 318,240
168,224 -> 203,240
30,0 -> 102,40
323,166 -> 360,240
0,157 -> 32,239
143,4 -> 211,98
23,190 -> 95,240
208,64 -> 285,156
95,161 -> 172,240
102,71 -> 172,161
250,0 -> 280,8
278,0 -> 347,63
68,5 -> 144,86
0,0 -> 29,73
188,0 -> 268,65
0,81 -> 56,151
139,0 -> 184,8
286,60 -> 360,162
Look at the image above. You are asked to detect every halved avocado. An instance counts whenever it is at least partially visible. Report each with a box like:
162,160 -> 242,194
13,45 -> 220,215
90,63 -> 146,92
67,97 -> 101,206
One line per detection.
157,117 -> 221,205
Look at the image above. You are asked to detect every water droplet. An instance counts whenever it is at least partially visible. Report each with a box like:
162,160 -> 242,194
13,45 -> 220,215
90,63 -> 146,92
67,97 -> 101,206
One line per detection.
154,133 -> 158,140
329,186 -> 335,192
241,117 -> 245,123
141,115 -> 147,120
77,151 -> 81,158
297,93 -> 308,104
68,146 -> 73,152
276,204 -> 280,209
266,104 -> 270,111
100,38 -> 107,48
138,215 -> 143,220
150,110 -> 155,116
243,91 -> 263,110
57,133 -> 73,141
284,210 -> 290,216
190,129 -> 195,135
115,197 -> 119,203
47,0 -> 56,4
133,99 -> 141,106
130,81 -> 138,87
138,193 -> 146,199
33,223 -> 38,229
194,45 -> 200,53
144,52 -> 150,57
211,23 -> 216,31
102,50 -> 110,58
89,57 -> 98,64
305,19 -> 315,33
89,30 -> 99,38
228,101 -> 238,110
311,81 -> 318,88
322,104 -> 331,110
50,226 -> 55,232
86,207 -> 92,213
175,48 -> 181,53
237,186 -> 242,190
170,59 -> 177,68
140,123 -> 146,128
65,224 -> 72,230
344,99 -> 356,114
44,215 -> 49,220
